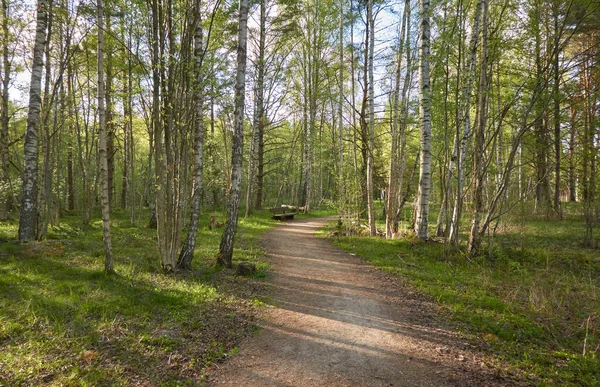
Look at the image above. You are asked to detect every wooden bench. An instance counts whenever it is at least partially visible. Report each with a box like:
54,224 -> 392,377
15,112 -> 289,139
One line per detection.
270,207 -> 296,221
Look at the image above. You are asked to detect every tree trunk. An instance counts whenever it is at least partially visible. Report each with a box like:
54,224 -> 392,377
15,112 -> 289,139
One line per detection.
0,0 -> 10,220
448,0 -> 483,246
217,0 -> 249,268
392,2 -> 413,236
254,0 -> 267,211
366,0 -> 376,236
18,0 -> 47,241
97,0 -> 114,274
105,18 -> 115,211
337,0 -> 344,212
178,1 -> 205,271
552,4 -> 561,217
414,0 -> 432,240
37,0 -> 53,240
568,103 -> 576,201
468,0 -> 489,254
386,0 -> 409,239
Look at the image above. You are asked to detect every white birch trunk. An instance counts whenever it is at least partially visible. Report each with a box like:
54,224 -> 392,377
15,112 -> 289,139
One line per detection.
178,1 -> 205,270
97,0 -> 114,273
217,0 -> 249,268
414,0 -> 432,240
18,0 -> 47,241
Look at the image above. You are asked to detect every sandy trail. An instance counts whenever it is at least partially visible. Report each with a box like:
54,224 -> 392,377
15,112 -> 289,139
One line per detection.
207,217 -> 515,386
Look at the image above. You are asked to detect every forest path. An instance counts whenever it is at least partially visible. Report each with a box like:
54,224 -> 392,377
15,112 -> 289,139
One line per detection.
206,217 -> 513,386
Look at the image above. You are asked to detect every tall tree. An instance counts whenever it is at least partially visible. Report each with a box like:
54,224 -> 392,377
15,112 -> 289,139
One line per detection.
97,0 -> 114,273
0,0 -> 10,220
366,0 -> 375,236
18,0 -> 48,241
386,0 -> 409,239
448,0 -> 483,246
217,0 -> 249,268
467,0 -> 489,254
254,0 -> 267,211
178,0 -> 213,270
414,0 -> 432,240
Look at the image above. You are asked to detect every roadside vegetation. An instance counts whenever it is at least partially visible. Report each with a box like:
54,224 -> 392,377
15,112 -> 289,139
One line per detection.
326,203 -> 600,385
0,209 -> 282,385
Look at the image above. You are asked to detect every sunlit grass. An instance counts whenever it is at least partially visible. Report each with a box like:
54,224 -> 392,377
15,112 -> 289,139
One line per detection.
0,208 -> 284,385
325,205 -> 600,385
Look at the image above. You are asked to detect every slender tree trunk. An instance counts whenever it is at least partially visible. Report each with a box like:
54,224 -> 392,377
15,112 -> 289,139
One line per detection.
337,0 -> 344,212
468,0 -> 489,254
217,0 -> 249,268
386,0 -> 409,239
105,18 -> 115,211
553,4 -> 561,217
392,3 -> 412,236
121,63 -> 129,209
366,0 -> 376,236
448,0 -> 483,246
252,0 -> 266,212
97,0 -> 114,274
0,0 -> 10,220
178,2 -> 205,270
37,0 -> 53,240
569,103 -> 576,201
18,0 -> 48,241
414,0 -> 432,240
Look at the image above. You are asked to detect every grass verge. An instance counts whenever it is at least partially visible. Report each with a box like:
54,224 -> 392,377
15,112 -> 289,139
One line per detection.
323,210 -> 599,386
0,209 -> 284,385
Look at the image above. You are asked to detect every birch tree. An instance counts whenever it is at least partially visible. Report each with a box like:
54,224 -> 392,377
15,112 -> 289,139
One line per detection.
18,0 -> 48,241
386,0 -> 409,239
447,0 -> 483,246
97,0 -> 114,273
414,0 -> 432,240
178,0 -> 205,270
217,0 -> 249,268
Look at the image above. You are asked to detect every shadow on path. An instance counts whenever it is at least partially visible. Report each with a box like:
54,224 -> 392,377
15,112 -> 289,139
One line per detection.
206,217 -> 519,386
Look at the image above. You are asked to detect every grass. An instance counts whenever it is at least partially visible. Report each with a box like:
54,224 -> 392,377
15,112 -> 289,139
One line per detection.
324,202 -> 600,386
0,207 -> 313,386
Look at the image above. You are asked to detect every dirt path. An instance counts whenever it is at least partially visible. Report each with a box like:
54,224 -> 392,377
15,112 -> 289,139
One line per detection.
207,217 -> 518,386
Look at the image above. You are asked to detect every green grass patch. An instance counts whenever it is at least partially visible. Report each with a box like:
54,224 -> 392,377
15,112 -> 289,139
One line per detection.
0,209 -> 281,385
324,209 -> 600,386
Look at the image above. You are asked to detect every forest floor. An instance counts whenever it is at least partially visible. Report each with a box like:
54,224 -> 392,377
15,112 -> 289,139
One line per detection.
205,217 -> 524,386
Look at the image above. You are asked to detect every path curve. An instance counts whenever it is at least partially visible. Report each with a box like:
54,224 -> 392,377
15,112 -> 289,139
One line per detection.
207,217 -> 516,386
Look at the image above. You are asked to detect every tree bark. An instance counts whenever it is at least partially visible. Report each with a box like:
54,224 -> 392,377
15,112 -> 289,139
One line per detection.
0,0 -> 10,220
386,0 -> 409,239
178,0 -> 205,271
97,0 -> 114,274
448,0 -> 483,246
217,0 -> 249,268
254,0 -> 267,211
18,0 -> 48,241
366,0 -> 376,236
468,0 -> 489,254
552,3 -> 561,217
337,0 -> 344,212
414,0 -> 432,240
